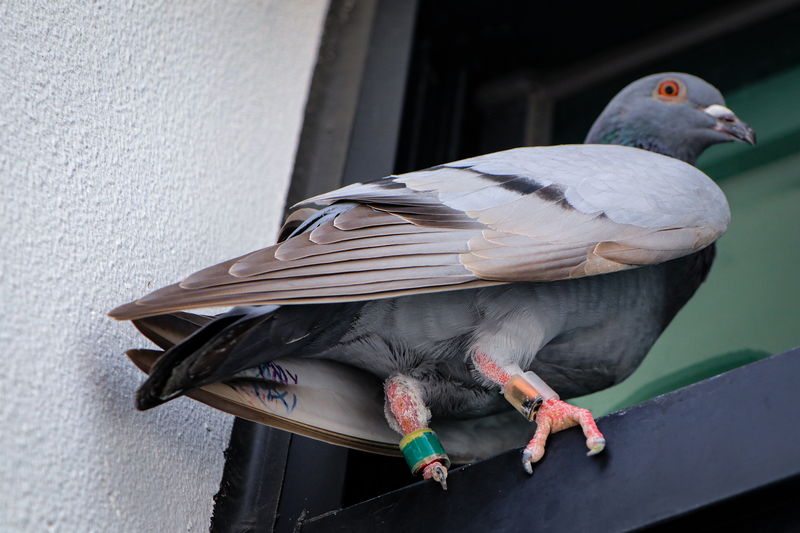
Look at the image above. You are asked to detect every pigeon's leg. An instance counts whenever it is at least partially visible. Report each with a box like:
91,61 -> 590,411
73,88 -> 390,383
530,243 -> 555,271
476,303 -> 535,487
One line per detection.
472,350 -> 605,474
384,375 -> 450,489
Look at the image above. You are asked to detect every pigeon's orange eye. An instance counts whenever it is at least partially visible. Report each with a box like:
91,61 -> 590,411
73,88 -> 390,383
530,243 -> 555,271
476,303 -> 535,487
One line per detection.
653,78 -> 687,103
658,80 -> 680,97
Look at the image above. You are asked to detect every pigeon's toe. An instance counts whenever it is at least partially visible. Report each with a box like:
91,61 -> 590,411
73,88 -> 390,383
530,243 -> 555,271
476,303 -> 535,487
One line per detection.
423,461 -> 448,490
586,436 -> 606,457
521,398 -> 606,473
521,449 -> 534,475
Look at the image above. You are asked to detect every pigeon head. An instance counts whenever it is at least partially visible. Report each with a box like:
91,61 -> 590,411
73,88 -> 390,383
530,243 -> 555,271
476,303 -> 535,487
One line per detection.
585,73 -> 756,165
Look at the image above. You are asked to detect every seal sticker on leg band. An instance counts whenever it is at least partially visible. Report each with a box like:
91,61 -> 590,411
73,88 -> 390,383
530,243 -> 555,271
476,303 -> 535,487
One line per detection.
503,371 -> 560,421
399,428 -> 451,476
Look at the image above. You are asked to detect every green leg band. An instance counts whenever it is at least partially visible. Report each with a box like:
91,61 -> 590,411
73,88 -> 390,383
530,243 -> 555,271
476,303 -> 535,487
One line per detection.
399,428 -> 451,476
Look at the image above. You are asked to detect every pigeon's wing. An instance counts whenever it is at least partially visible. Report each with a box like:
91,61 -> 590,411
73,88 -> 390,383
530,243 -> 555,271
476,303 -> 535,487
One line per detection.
110,144 -> 729,320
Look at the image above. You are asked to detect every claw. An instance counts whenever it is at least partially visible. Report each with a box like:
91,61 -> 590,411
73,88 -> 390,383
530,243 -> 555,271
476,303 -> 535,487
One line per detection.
522,449 -> 533,475
586,437 -> 605,456
423,461 -> 448,490
433,464 -> 448,490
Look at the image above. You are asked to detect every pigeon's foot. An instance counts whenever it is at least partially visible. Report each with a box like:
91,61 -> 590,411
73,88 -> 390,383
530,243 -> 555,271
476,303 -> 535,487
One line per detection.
385,374 -> 451,489
422,460 -> 448,490
470,351 -> 605,474
522,397 -> 605,474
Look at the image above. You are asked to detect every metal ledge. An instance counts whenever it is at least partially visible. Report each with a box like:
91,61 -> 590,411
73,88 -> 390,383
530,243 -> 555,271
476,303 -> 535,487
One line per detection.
299,347 -> 800,532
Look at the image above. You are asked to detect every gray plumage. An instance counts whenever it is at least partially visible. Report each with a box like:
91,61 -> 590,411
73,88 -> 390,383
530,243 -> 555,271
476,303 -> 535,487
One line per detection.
111,73 -> 753,426
586,73 -> 754,164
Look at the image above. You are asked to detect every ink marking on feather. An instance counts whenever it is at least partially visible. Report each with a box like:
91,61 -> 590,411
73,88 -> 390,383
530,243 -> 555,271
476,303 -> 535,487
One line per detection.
234,362 -> 299,385
260,362 -> 299,385
232,362 -> 299,413
249,382 -> 298,412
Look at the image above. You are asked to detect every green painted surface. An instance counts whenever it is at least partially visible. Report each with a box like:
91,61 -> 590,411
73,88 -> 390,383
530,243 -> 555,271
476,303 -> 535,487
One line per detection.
572,65 -> 800,416
698,65 -> 800,179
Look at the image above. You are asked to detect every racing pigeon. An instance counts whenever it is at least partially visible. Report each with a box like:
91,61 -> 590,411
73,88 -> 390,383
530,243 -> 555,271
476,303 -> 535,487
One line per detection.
111,73 -> 754,489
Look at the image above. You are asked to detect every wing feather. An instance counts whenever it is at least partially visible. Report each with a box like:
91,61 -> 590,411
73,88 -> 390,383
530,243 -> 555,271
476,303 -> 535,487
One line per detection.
309,222 -> 438,245
333,205 -> 403,230
229,240 -> 472,280
111,145 -> 729,321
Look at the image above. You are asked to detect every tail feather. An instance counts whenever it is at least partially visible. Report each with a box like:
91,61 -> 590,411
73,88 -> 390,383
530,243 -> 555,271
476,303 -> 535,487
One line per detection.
133,312 -> 214,350
135,307 -> 277,410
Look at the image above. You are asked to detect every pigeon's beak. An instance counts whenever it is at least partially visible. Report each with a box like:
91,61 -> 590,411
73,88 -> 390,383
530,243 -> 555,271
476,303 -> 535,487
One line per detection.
703,104 -> 756,146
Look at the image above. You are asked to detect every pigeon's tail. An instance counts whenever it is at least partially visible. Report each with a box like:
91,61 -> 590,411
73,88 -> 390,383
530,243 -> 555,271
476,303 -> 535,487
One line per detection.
132,311 -> 215,351
134,306 -> 280,410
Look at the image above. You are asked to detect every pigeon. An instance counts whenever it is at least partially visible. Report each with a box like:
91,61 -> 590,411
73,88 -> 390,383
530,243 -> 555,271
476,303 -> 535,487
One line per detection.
111,73 -> 755,489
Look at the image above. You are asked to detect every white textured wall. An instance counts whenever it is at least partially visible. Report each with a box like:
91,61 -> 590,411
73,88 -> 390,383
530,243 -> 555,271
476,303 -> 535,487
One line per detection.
0,1 -> 328,531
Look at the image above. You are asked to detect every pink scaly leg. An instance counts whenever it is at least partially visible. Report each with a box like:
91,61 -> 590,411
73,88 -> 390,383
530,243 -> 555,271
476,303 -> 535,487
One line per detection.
473,350 -> 605,474
521,397 -> 605,474
385,376 -> 448,489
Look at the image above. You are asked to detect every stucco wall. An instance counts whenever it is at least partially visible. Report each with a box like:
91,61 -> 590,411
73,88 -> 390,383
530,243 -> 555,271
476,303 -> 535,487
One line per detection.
0,1 -> 328,530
